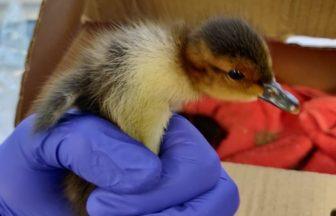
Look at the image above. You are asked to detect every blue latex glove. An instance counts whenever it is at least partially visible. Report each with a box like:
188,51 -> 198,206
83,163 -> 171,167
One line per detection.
0,111 -> 239,216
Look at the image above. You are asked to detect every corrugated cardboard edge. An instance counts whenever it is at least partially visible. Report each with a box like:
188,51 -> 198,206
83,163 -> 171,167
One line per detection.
223,162 -> 336,216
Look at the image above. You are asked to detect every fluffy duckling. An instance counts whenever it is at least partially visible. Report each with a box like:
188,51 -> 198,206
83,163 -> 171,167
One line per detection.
33,17 -> 299,215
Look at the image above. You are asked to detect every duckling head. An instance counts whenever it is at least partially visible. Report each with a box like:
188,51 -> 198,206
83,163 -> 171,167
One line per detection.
182,17 -> 300,114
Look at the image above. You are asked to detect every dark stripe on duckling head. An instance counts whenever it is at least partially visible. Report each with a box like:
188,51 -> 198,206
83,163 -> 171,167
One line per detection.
199,17 -> 273,83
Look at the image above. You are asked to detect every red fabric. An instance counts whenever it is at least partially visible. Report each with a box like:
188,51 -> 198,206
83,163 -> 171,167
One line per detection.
184,86 -> 336,174
304,151 -> 336,174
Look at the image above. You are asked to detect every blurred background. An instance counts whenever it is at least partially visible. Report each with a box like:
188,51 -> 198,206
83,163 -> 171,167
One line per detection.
0,0 -> 41,142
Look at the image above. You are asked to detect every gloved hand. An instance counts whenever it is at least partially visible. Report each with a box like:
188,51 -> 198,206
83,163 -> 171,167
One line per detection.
0,111 -> 239,216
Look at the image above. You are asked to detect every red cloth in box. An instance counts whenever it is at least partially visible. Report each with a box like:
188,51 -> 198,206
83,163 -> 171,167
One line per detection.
184,86 -> 336,174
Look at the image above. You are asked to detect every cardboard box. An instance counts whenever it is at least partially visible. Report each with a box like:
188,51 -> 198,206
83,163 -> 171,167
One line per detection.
15,0 -> 336,215
224,162 -> 336,216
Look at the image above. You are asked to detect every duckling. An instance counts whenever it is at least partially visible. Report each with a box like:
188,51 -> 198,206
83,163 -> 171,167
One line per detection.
33,17 -> 299,215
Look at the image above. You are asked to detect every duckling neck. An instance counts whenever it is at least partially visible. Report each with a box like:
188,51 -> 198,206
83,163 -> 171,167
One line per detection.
127,23 -> 200,106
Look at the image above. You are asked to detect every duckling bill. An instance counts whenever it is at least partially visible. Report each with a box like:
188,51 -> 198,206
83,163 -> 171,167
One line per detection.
260,80 -> 300,114
32,17 -> 299,215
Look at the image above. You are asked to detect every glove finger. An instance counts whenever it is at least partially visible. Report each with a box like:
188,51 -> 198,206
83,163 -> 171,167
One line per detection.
160,114 -> 222,197
86,115 -> 222,216
32,113 -> 162,193
148,169 -> 240,216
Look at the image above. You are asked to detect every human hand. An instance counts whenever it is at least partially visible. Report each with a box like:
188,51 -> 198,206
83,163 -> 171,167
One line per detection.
87,114 -> 239,216
0,112 -> 239,215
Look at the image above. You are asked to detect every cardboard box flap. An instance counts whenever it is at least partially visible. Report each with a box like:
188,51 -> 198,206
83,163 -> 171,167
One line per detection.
15,0 -> 85,124
83,0 -> 336,40
224,162 -> 336,216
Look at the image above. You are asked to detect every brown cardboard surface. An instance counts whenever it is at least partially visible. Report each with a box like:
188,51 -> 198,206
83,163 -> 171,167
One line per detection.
223,162 -> 336,216
15,0 -> 85,124
84,0 -> 336,39
269,40 -> 336,92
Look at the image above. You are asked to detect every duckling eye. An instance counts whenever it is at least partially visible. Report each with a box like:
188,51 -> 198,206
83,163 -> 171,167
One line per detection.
228,69 -> 245,80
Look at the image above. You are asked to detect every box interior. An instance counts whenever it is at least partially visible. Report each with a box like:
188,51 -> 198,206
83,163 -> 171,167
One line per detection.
15,0 -> 336,123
